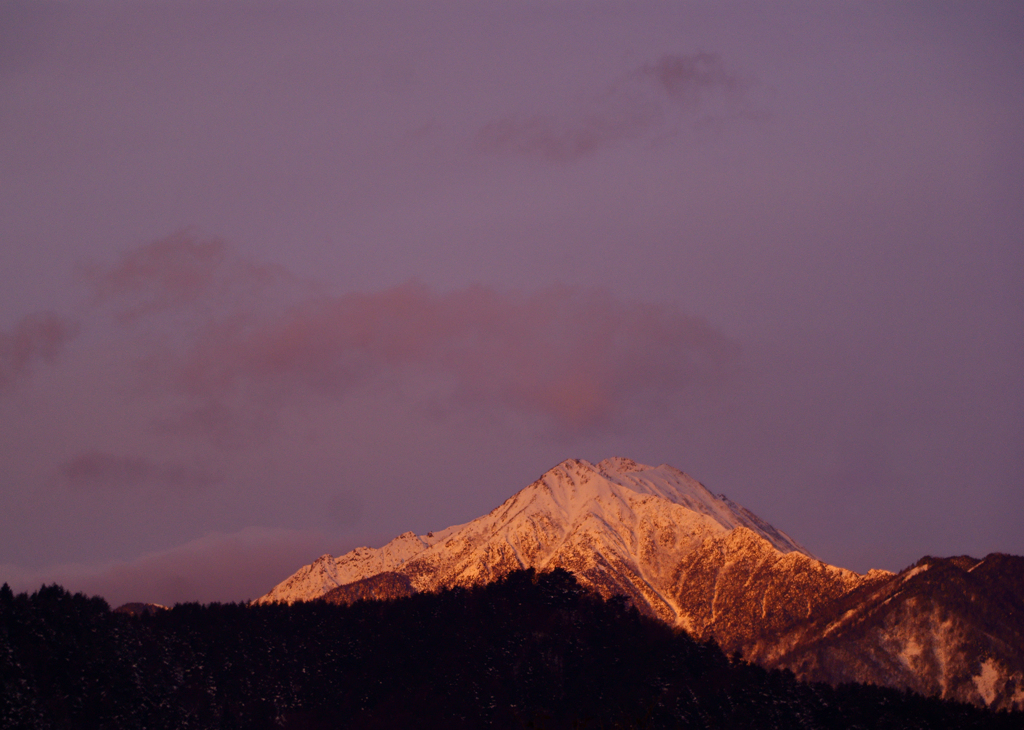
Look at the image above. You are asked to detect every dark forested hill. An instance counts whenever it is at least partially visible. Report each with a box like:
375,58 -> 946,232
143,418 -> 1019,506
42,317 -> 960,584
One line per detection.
1,573 -> 1020,729
320,571 -> 415,606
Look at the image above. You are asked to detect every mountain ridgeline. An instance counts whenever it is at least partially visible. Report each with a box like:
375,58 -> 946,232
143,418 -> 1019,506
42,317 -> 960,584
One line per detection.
260,457 -> 1024,711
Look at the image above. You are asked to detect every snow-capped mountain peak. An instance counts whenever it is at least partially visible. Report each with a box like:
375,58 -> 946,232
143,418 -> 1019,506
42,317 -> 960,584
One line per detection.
257,458 -> 823,615
516,457 -> 808,555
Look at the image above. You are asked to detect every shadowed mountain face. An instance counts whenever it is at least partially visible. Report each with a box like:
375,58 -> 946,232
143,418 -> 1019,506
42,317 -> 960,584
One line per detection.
257,457 -> 1022,710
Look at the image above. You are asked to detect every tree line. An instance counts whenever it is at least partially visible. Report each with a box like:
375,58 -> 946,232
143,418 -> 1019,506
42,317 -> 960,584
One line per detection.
1,571 -> 1021,728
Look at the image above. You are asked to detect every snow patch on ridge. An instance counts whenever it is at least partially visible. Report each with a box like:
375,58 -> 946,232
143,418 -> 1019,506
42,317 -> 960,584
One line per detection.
901,564 -> 930,582
973,658 -> 1000,705
899,637 -> 923,667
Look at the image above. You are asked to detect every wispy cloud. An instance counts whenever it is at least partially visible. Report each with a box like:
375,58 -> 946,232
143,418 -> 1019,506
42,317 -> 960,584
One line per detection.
61,451 -> 219,493
477,112 -> 657,163
477,52 -> 754,162
0,311 -> 79,391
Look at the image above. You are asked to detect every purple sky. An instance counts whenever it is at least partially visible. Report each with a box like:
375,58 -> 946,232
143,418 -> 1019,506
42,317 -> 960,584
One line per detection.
2,1 -> 1022,607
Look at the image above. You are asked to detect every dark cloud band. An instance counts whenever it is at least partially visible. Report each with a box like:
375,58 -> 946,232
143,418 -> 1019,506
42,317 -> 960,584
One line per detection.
0,311 -> 78,391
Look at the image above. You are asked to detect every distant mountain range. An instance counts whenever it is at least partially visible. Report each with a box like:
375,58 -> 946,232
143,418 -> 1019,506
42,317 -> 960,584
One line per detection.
258,457 -> 1024,711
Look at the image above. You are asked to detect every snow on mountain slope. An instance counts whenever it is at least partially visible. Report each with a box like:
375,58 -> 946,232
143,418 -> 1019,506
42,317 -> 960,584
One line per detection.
257,531 -> 435,604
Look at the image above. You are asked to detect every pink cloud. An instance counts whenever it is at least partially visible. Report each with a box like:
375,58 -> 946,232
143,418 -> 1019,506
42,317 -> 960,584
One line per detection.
0,311 -> 79,390
80,230 -> 295,322
80,237 -> 739,440
171,282 -> 739,433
